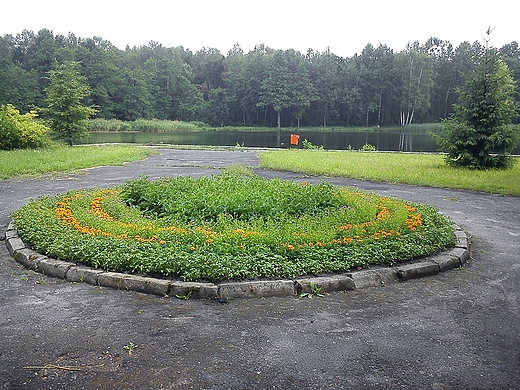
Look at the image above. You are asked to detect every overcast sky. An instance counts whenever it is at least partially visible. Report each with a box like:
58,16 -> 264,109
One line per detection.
1,0 -> 518,57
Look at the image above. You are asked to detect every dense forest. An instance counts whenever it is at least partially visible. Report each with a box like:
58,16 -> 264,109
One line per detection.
1,29 -> 519,128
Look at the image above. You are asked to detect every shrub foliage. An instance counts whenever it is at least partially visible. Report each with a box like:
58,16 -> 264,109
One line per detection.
0,104 -> 50,150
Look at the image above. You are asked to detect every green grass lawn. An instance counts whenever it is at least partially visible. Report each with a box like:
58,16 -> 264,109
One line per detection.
259,150 -> 520,196
0,145 -> 156,179
2,146 -> 518,196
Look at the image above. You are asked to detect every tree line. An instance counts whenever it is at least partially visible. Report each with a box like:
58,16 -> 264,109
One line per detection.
1,29 -> 519,128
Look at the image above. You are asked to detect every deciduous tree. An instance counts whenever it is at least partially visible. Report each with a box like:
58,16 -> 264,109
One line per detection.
258,50 -> 292,143
306,48 -> 342,127
258,50 -> 316,143
43,61 -> 97,145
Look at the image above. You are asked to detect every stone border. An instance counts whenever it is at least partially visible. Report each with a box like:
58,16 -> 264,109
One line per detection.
5,221 -> 470,300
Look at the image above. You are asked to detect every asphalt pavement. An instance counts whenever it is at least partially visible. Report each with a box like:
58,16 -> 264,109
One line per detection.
1,148 -> 519,390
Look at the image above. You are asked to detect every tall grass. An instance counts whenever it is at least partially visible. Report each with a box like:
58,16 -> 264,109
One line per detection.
87,119 -> 444,134
0,145 -> 155,179
87,118 -> 210,132
288,123 -> 443,133
259,150 -> 520,196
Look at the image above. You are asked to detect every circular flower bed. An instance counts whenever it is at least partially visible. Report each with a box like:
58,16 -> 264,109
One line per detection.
12,173 -> 456,282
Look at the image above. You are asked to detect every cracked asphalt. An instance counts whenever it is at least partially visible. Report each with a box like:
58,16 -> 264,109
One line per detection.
1,149 -> 519,390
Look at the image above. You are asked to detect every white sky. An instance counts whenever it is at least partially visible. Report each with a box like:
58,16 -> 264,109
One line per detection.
1,0 -> 518,57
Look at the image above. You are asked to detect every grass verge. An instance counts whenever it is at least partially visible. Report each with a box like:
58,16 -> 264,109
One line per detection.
0,145 -> 156,180
259,150 -> 520,196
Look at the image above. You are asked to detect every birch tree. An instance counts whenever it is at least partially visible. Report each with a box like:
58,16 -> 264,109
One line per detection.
395,45 -> 434,149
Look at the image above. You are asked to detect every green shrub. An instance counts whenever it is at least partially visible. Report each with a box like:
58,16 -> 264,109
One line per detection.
361,143 -> 376,151
302,139 -> 323,150
0,104 -> 51,150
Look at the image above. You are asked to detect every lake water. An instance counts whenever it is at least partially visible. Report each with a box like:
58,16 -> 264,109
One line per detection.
81,130 -> 520,154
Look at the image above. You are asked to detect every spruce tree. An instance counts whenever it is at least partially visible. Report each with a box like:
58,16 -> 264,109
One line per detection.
433,49 -> 519,169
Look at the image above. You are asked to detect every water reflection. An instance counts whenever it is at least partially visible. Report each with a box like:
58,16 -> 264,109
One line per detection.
81,131 -> 520,154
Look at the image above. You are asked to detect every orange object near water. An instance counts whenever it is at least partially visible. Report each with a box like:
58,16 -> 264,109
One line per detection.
290,134 -> 300,145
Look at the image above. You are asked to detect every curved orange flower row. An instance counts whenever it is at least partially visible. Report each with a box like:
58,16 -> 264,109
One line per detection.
281,199 -> 418,250
282,228 -> 402,250
55,190 -> 423,252
55,191 -> 264,248
56,192 -> 167,244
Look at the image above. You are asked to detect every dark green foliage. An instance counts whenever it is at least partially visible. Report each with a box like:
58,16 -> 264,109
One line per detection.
353,44 -> 395,127
1,28 -> 519,128
433,53 -> 520,169
120,175 -> 341,222
204,87 -> 231,127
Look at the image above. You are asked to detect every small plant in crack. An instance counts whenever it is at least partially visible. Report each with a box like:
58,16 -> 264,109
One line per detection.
300,281 -> 324,298
123,342 -> 138,355
35,276 -> 47,285
175,290 -> 193,300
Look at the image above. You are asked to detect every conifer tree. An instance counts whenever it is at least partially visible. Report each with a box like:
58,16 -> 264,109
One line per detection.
433,42 -> 519,169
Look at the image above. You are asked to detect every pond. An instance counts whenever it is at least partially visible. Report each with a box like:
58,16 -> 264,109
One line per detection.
80,130 -> 520,154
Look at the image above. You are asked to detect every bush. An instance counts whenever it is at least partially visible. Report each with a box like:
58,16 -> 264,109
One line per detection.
302,139 -> 323,150
361,143 -> 376,151
0,104 -> 51,150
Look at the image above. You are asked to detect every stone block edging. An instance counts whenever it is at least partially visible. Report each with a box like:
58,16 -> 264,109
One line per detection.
5,221 -> 470,300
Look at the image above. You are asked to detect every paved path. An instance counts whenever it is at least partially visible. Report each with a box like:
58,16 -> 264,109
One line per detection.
1,149 -> 519,389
